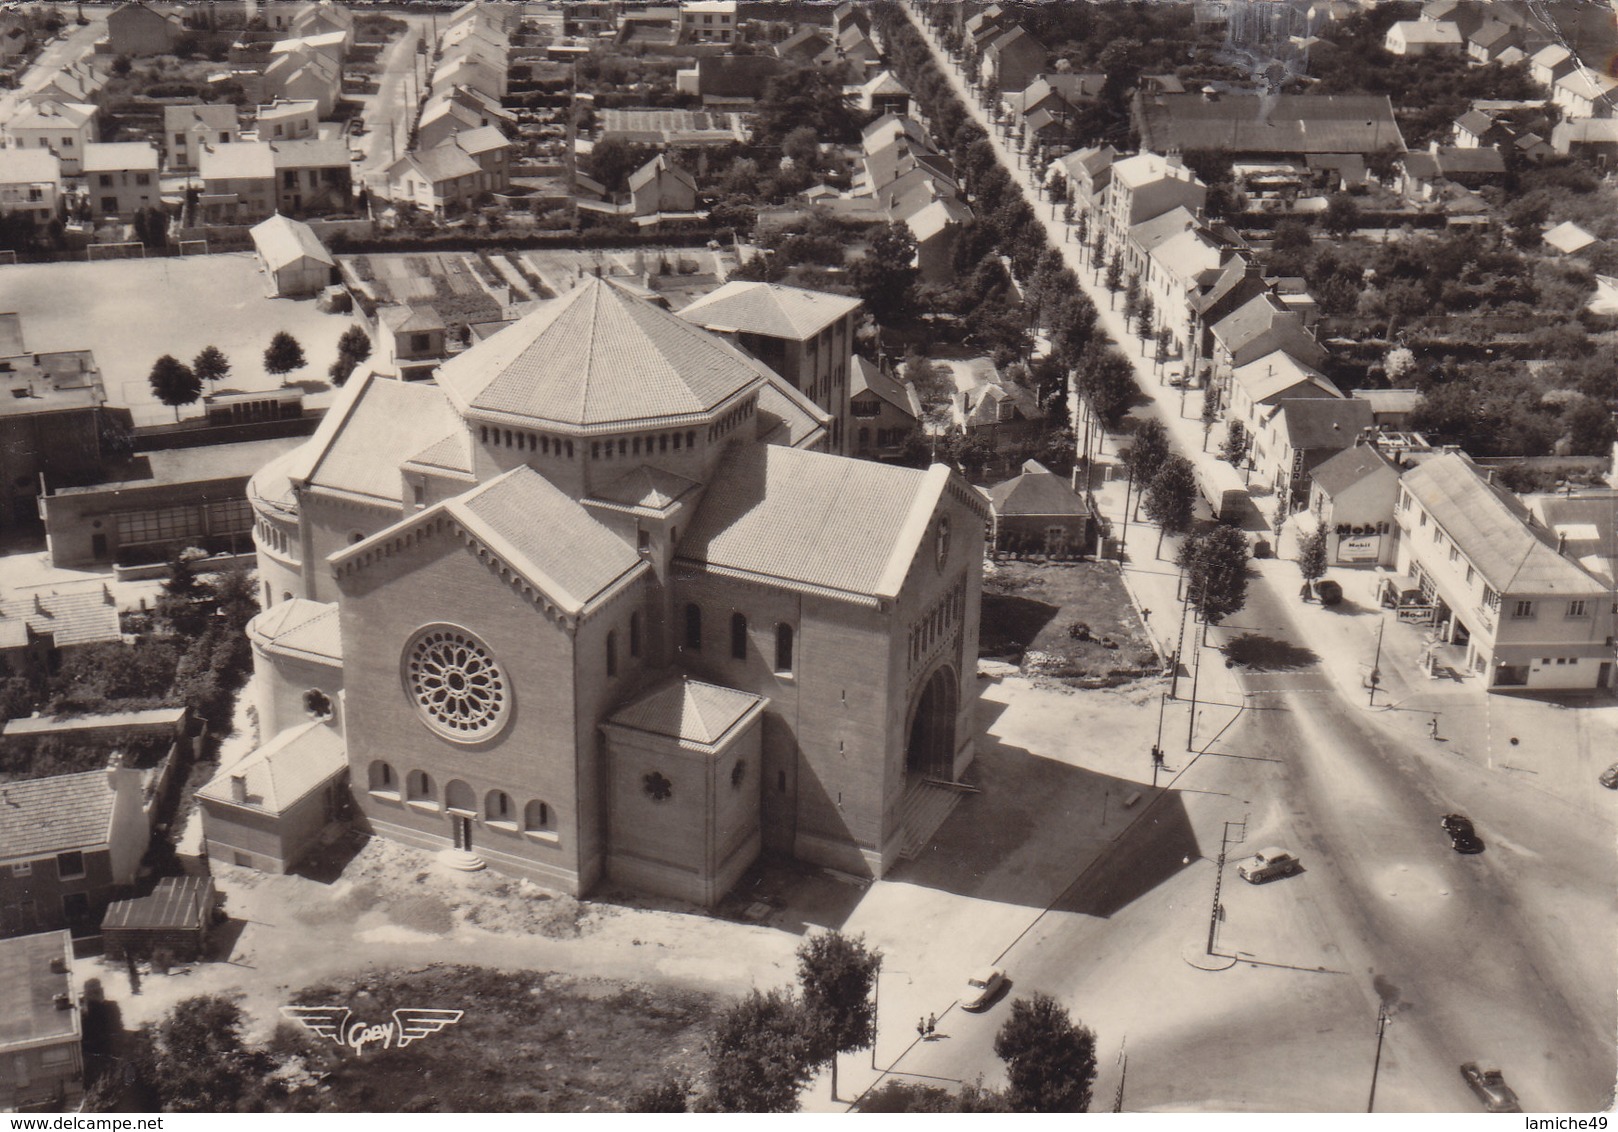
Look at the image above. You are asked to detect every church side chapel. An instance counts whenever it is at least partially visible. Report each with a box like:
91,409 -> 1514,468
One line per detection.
208,277 -> 988,906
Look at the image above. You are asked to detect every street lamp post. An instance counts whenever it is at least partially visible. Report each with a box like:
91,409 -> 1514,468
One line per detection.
1368,613 -> 1385,706
1366,1006 -> 1390,1112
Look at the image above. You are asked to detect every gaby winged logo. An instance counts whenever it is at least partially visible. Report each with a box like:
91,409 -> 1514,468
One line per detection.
280,1006 -> 466,1054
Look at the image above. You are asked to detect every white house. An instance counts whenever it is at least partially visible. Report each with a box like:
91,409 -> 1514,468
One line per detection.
0,148 -> 61,227
251,213 -> 335,297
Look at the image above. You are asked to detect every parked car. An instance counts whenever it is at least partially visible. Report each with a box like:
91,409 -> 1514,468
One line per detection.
960,966 -> 1005,1011
1599,762 -> 1618,789
1460,1062 -> 1521,1112
1237,847 -> 1300,883
1441,813 -> 1484,854
1313,579 -> 1343,606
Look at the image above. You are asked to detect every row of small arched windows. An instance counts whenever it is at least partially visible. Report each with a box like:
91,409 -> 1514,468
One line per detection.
367,763 -> 555,835
479,426 -> 576,459
682,605 -> 794,674
591,431 -> 697,462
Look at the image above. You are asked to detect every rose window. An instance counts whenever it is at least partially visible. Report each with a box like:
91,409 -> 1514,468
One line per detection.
404,626 -> 509,742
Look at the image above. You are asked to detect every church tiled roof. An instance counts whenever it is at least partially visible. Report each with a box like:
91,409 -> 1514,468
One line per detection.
438,277 -> 767,431
591,464 -> 701,512
608,677 -> 763,749
296,371 -> 460,503
250,598 -> 341,664
676,445 -> 949,604
448,467 -> 646,614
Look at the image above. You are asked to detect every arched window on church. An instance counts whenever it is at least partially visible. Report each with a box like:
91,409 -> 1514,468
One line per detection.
730,612 -> 747,660
606,630 -> 617,677
524,800 -> 553,834
775,624 -> 794,675
486,789 -> 515,827
684,603 -> 702,651
367,761 -> 397,796
630,612 -> 642,658
406,769 -> 435,806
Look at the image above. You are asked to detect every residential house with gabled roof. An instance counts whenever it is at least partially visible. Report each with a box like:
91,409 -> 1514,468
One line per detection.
267,29 -> 349,73
196,140 -> 276,223
1528,43 -> 1577,88
1227,347 -> 1343,433
628,153 -> 696,218
984,25 -> 1046,96
26,61 -> 104,107
3,100 -> 99,175
774,25 -> 832,66
1103,152 -> 1207,252
1551,116 -> 1618,161
1465,19 -> 1524,64
957,376 -> 1043,448
849,355 -> 921,462
1398,143 -> 1508,201
386,143 -> 483,215
0,149 -> 61,229
1252,395 -> 1373,511
104,0 -> 181,56
0,587 -> 121,676
163,103 -> 239,171
678,0 -> 736,45
986,460 -> 1094,558
81,141 -> 158,218
240,278 -> 989,903
418,85 -> 515,150
1307,441 -> 1403,567
1452,108 -> 1509,148
1394,453 -> 1614,689
0,761 -> 150,938
1211,292 -> 1328,393
255,97 -> 319,142
857,71 -> 912,118
0,13 -> 30,61
1057,144 -> 1117,219
1384,18 -> 1464,55
1142,219 -> 1232,361
264,48 -> 339,118
1553,69 -> 1618,120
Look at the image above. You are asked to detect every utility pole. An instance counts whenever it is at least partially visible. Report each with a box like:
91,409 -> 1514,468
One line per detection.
1152,691 -> 1167,787
1366,1007 -> 1389,1112
1368,614 -> 1385,706
1119,462 -> 1134,562
1186,596 -> 1204,750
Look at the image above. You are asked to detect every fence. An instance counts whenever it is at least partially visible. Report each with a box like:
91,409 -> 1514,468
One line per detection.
87,241 -> 147,261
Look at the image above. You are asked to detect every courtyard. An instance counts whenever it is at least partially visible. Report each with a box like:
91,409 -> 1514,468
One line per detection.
0,255 -> 354,427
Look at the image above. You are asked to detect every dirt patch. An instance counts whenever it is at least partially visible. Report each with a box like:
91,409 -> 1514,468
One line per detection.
314,833 -> 596,940
981,560 -> 1158,687
277,966 -> 718,1111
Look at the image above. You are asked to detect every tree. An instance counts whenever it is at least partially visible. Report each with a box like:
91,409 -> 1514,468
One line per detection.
148,354 -> 201,420
1122,272 -> 1142,324
1144,454 -> 1196,557
148,995 -> 267,1112
992,993 -> 1097,1112
782,124 -> 821,173
192,345 -> 230,387
1221,418 -> 1251,468
1136,294 -> 1155,341
1298,526 -> 1328,595
629,1076 -> 690,1112
705,989 -> 815,1113
1200,386 -> 1219,450
1324,193 -> 1361,237
330,323 -> 372,386
264,331 -> 305,378
1075,344 -> 1136,424
1103,251 -> 1123,299
587,137 -> 656,195
796,931 -> 881,1100
852,222 -> 920,324
1072,208 -> 1088,257
1126,418 -> 1169,516
1177,523 -> 1251,624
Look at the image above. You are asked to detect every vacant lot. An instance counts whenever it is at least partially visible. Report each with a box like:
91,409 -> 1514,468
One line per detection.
278,966 -> 718,1112
0,255 -> 351,426
980,559 -> 1158,685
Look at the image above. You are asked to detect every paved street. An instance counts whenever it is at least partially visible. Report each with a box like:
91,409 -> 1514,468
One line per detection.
355,17 -> 433,187
861,6 -> 1618,1111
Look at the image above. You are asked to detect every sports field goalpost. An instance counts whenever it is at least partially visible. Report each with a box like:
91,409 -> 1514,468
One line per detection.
86,241 -> 147,262
177,239 -> 209,257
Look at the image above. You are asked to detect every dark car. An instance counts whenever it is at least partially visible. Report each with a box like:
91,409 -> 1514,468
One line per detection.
1313,579 -> 1343,606
1460,1062 -> 1521,1112
1600,762 -> 1618,789
1441,813 -> 1484,854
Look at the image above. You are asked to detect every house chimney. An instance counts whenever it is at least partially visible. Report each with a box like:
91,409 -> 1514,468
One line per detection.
49,956 -> 67,974
231,774 -> 247,803
1556,530 -> 1567,555
53,993 -> 72,1011
33,593 -> 45,615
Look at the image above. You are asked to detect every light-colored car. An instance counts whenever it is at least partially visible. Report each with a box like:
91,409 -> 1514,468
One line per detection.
1460,1062 -> 1521,1112
1237,847 -> 1300,884
961,966 -> 1005,1011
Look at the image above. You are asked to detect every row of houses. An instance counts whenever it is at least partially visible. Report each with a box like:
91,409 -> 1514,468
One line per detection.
383,1 -> 515,215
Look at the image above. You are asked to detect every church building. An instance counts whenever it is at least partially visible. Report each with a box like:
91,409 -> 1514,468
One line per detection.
215,278 -> 987,906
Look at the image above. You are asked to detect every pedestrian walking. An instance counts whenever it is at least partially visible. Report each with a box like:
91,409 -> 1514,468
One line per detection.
926,1013 -> 937,1037
1429,716 -> 1440,740
917,1017 -> 926,1041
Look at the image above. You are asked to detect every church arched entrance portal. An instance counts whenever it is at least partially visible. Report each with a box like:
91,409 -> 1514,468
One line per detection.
906,665 -> 957,781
